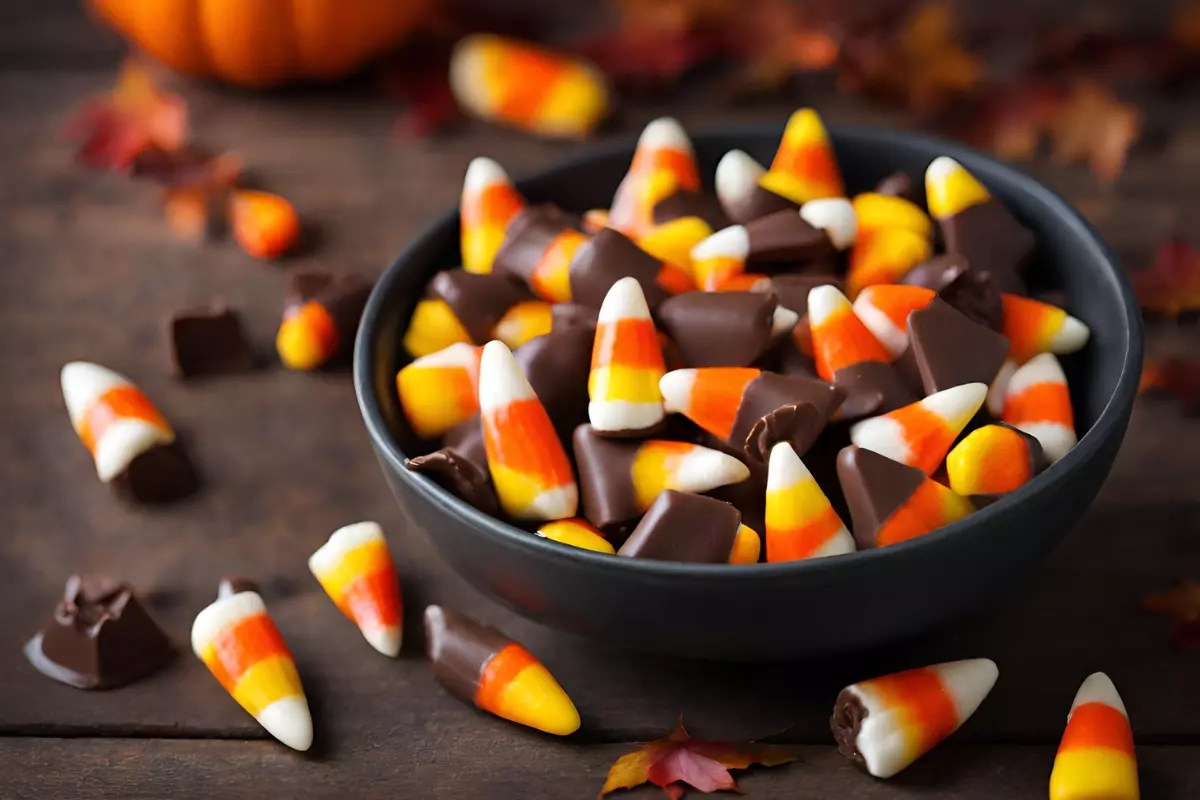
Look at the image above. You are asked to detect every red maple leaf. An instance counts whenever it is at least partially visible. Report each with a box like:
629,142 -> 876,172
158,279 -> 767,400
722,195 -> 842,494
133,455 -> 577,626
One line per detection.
600,720 -> 801,799
1132,237 -> 1200,318
1142,579 -> 1200,650
1140,358 -> 1200,414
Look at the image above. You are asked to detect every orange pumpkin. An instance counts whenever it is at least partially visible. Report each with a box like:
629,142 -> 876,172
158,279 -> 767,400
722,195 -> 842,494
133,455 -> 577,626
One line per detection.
90,0 -> 431,88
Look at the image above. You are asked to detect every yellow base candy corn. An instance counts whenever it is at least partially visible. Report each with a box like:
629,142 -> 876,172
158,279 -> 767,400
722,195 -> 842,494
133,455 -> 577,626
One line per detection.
1049,673 -> 1139,800
461,157 -> 525,274
396,343 -> 482,440
537,518 -> 614,554
403,298 -> 472,359
761,108 -> 844,204
309,521 -> 403,657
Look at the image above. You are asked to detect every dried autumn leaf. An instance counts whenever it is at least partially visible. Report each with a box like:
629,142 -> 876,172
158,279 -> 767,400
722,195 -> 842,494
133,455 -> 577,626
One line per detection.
62,60 -> 188,171
1140,358 -> 1200,414
722,0 -> 840,92
898,1 -> 983,113
1131,237 -> 1200,318
959,82 -> 1065,160
1142,579 -> 1200,650
600,720 -> 801,799
1046,81 -> 1140,182
576,25 -> 723,92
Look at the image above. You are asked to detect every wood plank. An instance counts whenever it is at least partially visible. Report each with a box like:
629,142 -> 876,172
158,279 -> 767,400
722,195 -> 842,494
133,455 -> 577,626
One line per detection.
0,738 -> 1196,800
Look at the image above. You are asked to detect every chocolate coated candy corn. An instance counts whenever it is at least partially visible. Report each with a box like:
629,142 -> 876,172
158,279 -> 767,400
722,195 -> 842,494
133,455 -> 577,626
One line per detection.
831,658 -> 998,778
461,157 -> 526,274
479,341 -> 578,521
1049,672 -> 1139,800
657,291 -> 798,368
852,284 -> 936,358
766,441 -> 855,562
714,149 -> 799,224
515,323 -> 594,441
493,205 -> 588,303
407,416 -> 500,516
799,197 -> 858,251
191,590 -> 312,751
1001,294 -> 1090,364
569,227 -> 691,309
609,118 -> 700,237
449,34 -> 608,139
1002,353 -> 1077,463
309,521 -> 403,657
690,210 -> 834,291
850,383 -> 988,476
276,270 -> 372,370
635,216 -> 713,272
537,518 -> 615,554
903,297 -> 1011,395
837,446 -> 973,548
945,424 -> 1045,505
902,253 -> 1004,331
588,277 -> 666,435
617,490 -> 742,563
574,424 -> 750,528
760,108 -> 844,204
397,343 -> 482,440
426,605 -> 579,735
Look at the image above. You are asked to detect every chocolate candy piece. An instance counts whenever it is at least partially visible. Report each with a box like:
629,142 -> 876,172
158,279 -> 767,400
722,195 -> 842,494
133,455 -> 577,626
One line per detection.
656,291 -> 780,368
429,269 -> 531,343
408,416 -> 499,515
905,298 -> 1010,394
715,150 -> 801,225
832,361 -> 916,420
744,209 -> 835,266
24,575 -> 174,690
732,373 -> 844,459
282,269 -> 373,365
874,171 -> 915,200
760,273 -> 843,314
744,403 -> 825,464
492,204 -> 580,288
836,446 -> 925,549
831,688 -> 870,771
218,576 -> 260,599
550,303 -> 599,332
425,605 -> 512,704
113,440 -> 198,505
617,490 -> 741,563
940,202 -> 1034,296
902,254 -> 1003,331
169,305 -> 256,377
652,190 -> 730,231
568,228 -> 669,310
514,324 -> 594,441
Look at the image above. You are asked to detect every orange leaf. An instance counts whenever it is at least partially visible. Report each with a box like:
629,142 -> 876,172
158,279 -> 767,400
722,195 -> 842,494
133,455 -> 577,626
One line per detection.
1131,237 -> 1200,318
963,83 -> 1065,160
1142,579 -> 1200,650
1140,358 -> 1200,414
230,189 -> 300,259
599,720 -> 801,798
898,2 -> 983,113
1046,81 -> 1140,182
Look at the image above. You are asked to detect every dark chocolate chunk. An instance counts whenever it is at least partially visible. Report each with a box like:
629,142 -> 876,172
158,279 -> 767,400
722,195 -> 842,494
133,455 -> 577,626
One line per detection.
836,446 -> 925,549
652,190 -> 730,231
617,490 -> 741,563
722,185 -> 800,226
831,689 -> 870,771
424,605 -> 510,704
112,441 -> 197,504
744,403 -> 825,464
443,415 -> 488,467
831,361 -> 916,420
907,298 -> 1010,394
902,253 -> 971,292
514,324 -> 593,442
745,209 -> 835,266
429,269 -> 531,343
760,273 -> 843,315
573,425 -> 642,528
772,338 -> 819,380
24,575 -> 174,690
939,200 -> 1034,295
968,424 -> 1047,507
569,228 -> 669,310
656,291 -> 779,368
874,172 -> 915,201
284,269 -> 373,356
550,303 -> 599,332
168,305 -> 256,377
218,576 -> 260,599
492,204 -> 579,288
407,447 -> 499,516
902,254 -> 1003,331
731,372 -> 845,460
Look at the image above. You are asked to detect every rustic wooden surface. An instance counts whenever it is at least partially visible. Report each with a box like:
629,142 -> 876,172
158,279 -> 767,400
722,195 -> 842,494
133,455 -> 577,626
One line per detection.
1,2 -> 1199,798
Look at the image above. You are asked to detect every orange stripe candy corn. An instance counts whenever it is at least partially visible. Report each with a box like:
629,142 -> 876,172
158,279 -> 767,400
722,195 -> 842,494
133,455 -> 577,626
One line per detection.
1001,294 -> 1090,364
850,383 -> 988,475
61,361 -> 174,483
852,284 -> 937,358
609,118 -> 700,236
945,424 -> 1045,502
690,224 -> 750,291
714,149 -> 799,224
729,524 -> 762,565
402,298 -> 473,358
461,157 -> 526,274
589,277 -> 666,435
659,367 -> 762,442
397,343 -> 482,440
852,192 -> 933,240
760,108 -> 845,204
1049,672 -> 1139,800
479,340 -> 578,521
808,285 -> 894,381
847,227 -> 933,298
425,605 -> 579,735
766,441 -> 855,562
536,518 -> 615,554
492,300 -> 553,349
831,659 -> 999,778
636,216 -> 713,274
1002,353 -> 1077,463
191,590 -> 312,751
308,521 -> 403,657
449,34 -> 609,139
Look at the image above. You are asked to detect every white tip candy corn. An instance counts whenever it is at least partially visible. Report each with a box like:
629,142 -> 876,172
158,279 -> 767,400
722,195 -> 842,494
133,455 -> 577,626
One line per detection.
799,197 -> 858,251
766,441 -> 855,562
1002,353 -> 1077,463
588,277 -> 666,435
850,383 -> 988,475
308,521 -> 404,657
1049,672 -> 1139,800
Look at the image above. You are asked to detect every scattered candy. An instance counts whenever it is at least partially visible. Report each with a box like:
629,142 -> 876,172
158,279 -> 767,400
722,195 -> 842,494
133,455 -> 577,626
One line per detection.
192,587 -> 313,751
1002,353 -> 1077,463
276,270 -> 372,370
714,149 -> 798,225
397,343 -> 482,440
230,189 -> 299,260
24,575 -> 174,690
831,658 -> 999,778
1001,293 -> 1091,364
617,490 -> 742,563
766,442 -> 855,562
588,277 -> 666,436
1048,673 -> 1139,800
425,604 -> 580,735
309,521 -> 403,658
852,284 -> 936,358
609,118 -> 700,237
461,157 -> 526,274
537,518 -> 615,554
903,297 -> 1011,395
168,304 -> 256,378
657,291 -> 798,368
760,108 -> 844,204
449,34 -> 609,140
946,424 -> 1046,505
850,383 -> 988,476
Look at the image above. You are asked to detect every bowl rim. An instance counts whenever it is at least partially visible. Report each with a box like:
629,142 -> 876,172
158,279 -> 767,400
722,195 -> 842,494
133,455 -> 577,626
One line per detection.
354,122 -> 1144,581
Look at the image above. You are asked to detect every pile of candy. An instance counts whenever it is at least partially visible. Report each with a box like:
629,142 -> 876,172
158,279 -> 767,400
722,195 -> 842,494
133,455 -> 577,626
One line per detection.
399,109 -> 1091,562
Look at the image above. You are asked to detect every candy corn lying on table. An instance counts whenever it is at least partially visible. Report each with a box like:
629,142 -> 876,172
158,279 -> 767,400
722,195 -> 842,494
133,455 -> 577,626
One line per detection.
398,109 -> 1092,567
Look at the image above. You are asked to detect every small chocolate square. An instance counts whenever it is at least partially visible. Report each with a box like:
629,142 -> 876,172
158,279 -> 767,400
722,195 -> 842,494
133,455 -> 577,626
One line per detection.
169,305 -> 256,378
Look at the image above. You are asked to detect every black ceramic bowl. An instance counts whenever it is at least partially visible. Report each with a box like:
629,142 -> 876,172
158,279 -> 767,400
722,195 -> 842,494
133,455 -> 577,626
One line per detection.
354,124 -> 1142,661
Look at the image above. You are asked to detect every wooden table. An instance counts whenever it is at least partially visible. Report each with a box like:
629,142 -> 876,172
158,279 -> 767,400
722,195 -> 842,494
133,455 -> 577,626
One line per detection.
2,3 -> 1199,798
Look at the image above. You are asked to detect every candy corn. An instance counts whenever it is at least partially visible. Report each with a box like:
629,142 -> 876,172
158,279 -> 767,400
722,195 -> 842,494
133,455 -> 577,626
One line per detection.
945,424 -> 1044,501
1002,353 -> 1077,463
852,193 -> 933,239
536,518 -> 615,554
609,118 -> 700,236
449,34 -> 609,139
479,340 -> 578,521
1049,672 -> 1139,800
987,358 -> 1017,417
493,300 -> 553,349
926,156 -> 991,222
636,216 -> 712,273
425,605 -> 579,735
61,362 -> 174,483
588,277 -> 666,435
847,227 -> 933,298
766,441 -> 855,562
850,383 -> 988,475
729,524 -> 762,565
276,272 -> 372,370
852,284 -> 937,357
831,659 -> 998,778
308,521 -> 403,657
582,208 -> 610,233
397,343 -> 482,440
760,108 -> 844,204
799,198 -> 858,251
191,590 -> 312,751
714,149 -> 798,224
1001,294 -> 1090,364
690,224 -> 750,291
230,189 -> 300,260
461,157 -> 526,274
493,206 -> 590,304
808,285 -> 893,381
403,299 -> 473,358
